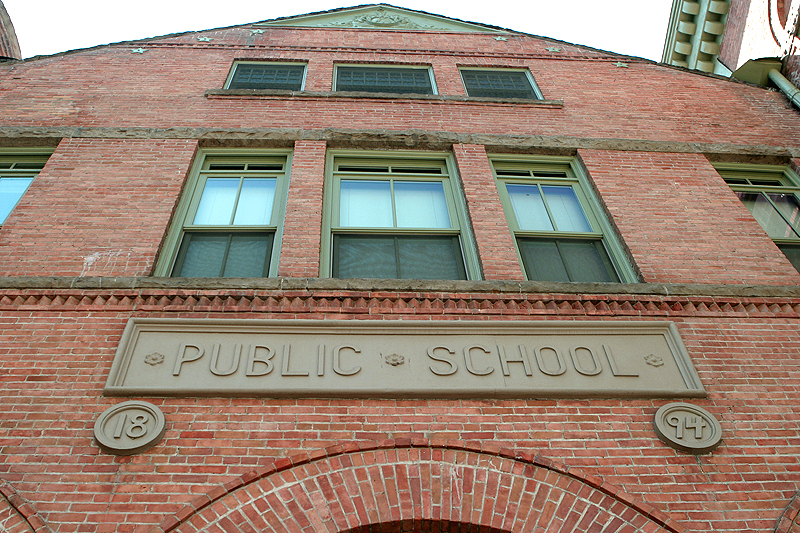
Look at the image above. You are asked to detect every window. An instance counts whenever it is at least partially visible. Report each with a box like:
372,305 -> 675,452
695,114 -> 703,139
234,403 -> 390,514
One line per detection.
0,155 -> 48,225
492,158 -> 634,283
460,68 -> 542,99
717,164 -> 800,272
334,65 -> 436,94
157,152 -> 291,278
324,154 -> 477,280
225,62 -> 306,90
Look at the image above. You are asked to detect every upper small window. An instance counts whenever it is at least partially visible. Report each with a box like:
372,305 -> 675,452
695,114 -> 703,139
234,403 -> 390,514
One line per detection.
460,68 -> 541,99
0,155 -> 48,225
334,65 -> 436,95
717,164 -> 800,273
225,62 -> 306,90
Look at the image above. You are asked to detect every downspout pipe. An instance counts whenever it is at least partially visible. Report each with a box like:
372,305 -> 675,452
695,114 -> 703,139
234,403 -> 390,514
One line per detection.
768,69 -> 800,109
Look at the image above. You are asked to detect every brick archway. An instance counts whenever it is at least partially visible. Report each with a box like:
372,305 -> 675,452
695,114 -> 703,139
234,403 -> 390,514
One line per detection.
776,491 -> 800,533
0,481 -> 49,533
154,440 -> 685,533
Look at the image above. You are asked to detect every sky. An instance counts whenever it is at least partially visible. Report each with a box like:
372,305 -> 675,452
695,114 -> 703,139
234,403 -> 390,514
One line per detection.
3,0 -> 674,62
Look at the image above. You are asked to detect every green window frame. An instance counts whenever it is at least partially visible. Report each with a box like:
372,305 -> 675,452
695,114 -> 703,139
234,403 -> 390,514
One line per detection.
155,151 -> 292,278
716,163 -> 800,273
224,62 -> 307,90
492,157 -> 635,283
0,154 -> 49,226
459,68 -> 542,99
333,64 -> 437,95
322,152 -> 479,280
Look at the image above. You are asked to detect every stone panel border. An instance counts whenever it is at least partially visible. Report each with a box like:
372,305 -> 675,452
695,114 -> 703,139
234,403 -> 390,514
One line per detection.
152,439 -> 686,533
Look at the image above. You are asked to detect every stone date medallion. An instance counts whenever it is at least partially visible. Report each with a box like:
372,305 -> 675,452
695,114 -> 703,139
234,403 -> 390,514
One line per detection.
94,400 -> 166,455
654,402 -> 722,454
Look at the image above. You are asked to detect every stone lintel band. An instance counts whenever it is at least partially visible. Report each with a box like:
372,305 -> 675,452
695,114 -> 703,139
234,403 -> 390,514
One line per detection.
0,128 -> 797,158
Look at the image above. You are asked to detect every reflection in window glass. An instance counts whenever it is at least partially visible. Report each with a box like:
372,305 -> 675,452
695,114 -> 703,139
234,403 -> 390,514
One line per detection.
736,192 -> 798,239
508,184 -> 552,231
542,186 -> 592,232
233,179 -> 276,225
394,181 -> 450,228
339,181 -> 393,227
194,179 -> 239,225
0,177 -> 34,224
768,193 -> 800,236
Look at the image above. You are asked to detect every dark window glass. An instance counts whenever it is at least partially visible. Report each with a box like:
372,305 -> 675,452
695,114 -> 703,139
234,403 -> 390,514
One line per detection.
779,244 -> 800,272
517,237 -> 619,283
333,234 -> 466,280
336,67 -> 434,94
461,70 -> 538,99
173,232 -> 273,277
228,64 -> 305,90
736,192 -> 800,239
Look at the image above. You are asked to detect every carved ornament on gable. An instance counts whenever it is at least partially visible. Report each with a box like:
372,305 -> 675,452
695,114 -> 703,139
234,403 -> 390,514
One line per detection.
325,7 -> 437,30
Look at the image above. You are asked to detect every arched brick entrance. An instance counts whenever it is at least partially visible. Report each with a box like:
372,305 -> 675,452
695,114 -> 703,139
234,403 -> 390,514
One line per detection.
0,481 -> 48,533
776,492 -> 800,533
154,440 -> 685,533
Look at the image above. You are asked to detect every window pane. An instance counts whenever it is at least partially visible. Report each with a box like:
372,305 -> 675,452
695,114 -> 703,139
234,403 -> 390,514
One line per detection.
737,192 -> 797,239
518,237 -> 619,283
559,240 -> 620,282
222,233 -> 272,277
461,70 -> 537,99
542,186 -> 592,232
336,67 -> 433,94
333,235 -> 466,280
397,235 -> 466,280
333,235 -> 398,278
174,233 -> 229,277
394,181 -> 450,228
194,178 -> 239,225
339,180 -> 393,227
0,177 -> 33,223
229,64 -> 305,90
767,193 -> 800,238
174,232 -> 273,278
517,238 -> 570,282
779,244 -> 800,272
232,178 -> 276,225
507,184 -> 553,231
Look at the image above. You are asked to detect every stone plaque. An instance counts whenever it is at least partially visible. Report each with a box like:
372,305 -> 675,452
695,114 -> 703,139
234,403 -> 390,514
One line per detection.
93,401 -> 166,455
104,319 -> 704,398
654,402 -> 722,454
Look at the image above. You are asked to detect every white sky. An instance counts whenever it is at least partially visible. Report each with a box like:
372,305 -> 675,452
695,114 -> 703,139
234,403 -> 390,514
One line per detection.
3,1 -> 673,62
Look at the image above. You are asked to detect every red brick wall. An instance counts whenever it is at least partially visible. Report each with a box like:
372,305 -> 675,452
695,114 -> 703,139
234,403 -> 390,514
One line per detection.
0,27 -> 797,148
452,144 -> 522,280
0,138 -> 197,277
278,140 -> 327,278
578,149 -> 800,285
0,291 -> 798,532
1,18 -> 800,533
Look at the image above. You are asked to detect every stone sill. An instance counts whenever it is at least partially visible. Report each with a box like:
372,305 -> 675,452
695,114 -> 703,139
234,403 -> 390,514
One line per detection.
0,276 -> 798,298
205,89 -> 564,107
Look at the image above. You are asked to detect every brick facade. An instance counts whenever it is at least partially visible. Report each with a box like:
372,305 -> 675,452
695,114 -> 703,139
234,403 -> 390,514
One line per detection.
0,6 -> 799,533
